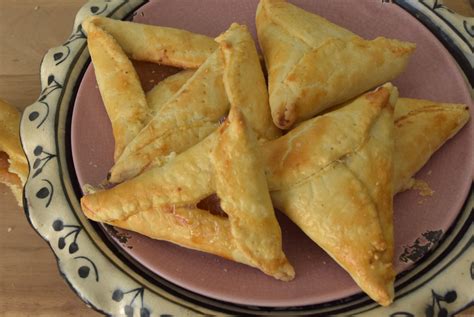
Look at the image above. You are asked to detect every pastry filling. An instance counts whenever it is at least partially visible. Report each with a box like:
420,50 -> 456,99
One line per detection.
0,151 -> 21,187
197,194 -> 228,218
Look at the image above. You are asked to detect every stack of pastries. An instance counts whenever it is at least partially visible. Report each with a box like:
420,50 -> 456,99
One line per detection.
79,0 -> 470,306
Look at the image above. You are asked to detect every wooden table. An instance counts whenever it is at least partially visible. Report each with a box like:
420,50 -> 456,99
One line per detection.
0,1 -> 472,316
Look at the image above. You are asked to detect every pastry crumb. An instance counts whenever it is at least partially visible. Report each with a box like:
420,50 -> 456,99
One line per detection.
427,170 -> 432,176
399,178 -> 415,192
34,6 -> 40,10
412,179 -> 434,197
82,184 -> 99,195
7,227 -> 12,233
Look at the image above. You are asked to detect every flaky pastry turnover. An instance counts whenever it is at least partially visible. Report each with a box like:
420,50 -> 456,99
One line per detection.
393,98 -> 470,192
83,16 -> 216,69
0,99 -> 28,206
256,0 -> 416,129
83,20 -> 150,161
262,89 -> 469,305
266,83 -> 398,305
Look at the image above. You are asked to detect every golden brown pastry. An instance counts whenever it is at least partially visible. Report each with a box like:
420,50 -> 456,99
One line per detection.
146,70 -> 195,115
265,83 -> 397,306
256,0 -> 416,129
212,108 -> 292,280
84,18 -> 205,163
83,16 -> 216,69
0,99 -> 28,206
107,47 -> 225,183
109,23 -> 280,184
261,91 -> 470,304
82,107 -> 294,281
394,98 -> 470,192
83,21 -> 150,161
215,24 -> 281,142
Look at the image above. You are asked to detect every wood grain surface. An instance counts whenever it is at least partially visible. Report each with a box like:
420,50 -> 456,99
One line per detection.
0,1 -> 472,316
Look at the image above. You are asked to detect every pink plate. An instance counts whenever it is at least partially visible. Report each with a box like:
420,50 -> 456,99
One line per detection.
71,0 -> 473,307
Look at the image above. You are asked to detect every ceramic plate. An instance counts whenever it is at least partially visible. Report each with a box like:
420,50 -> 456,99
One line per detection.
21,0 -> 473,315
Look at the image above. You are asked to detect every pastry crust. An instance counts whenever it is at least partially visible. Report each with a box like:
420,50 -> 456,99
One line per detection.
262,87 -> 394,191
109,24 -> 280,183
82,108 -> 294,281
267,84 -> 397,305
394,98 -> 470,192
84,22 -> 150,161
261,92 -> 470,304
0,152 -> 23,206
256,0 -> 415,129
0,99 -> 28,206
216,23 -> 281,141
146,70 -> 195,115
213,107 -> 292,281
263,96 -> 470,196
108,48 -> 226,183
83,16 -> 216,69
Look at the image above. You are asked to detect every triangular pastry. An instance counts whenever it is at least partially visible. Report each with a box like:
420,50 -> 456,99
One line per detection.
256,0 -> 416,129
261,90 -> 470,305
84,21 -> 150,161
82,106 -> 294,281
108,23 -> 280,183
83,16 -> 216,69
264,84 -> 397,305
393,98 -> 470,192
0,99 -> 28,206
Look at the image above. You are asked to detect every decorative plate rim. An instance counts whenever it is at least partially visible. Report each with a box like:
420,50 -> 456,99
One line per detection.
20,0 -> 474,316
